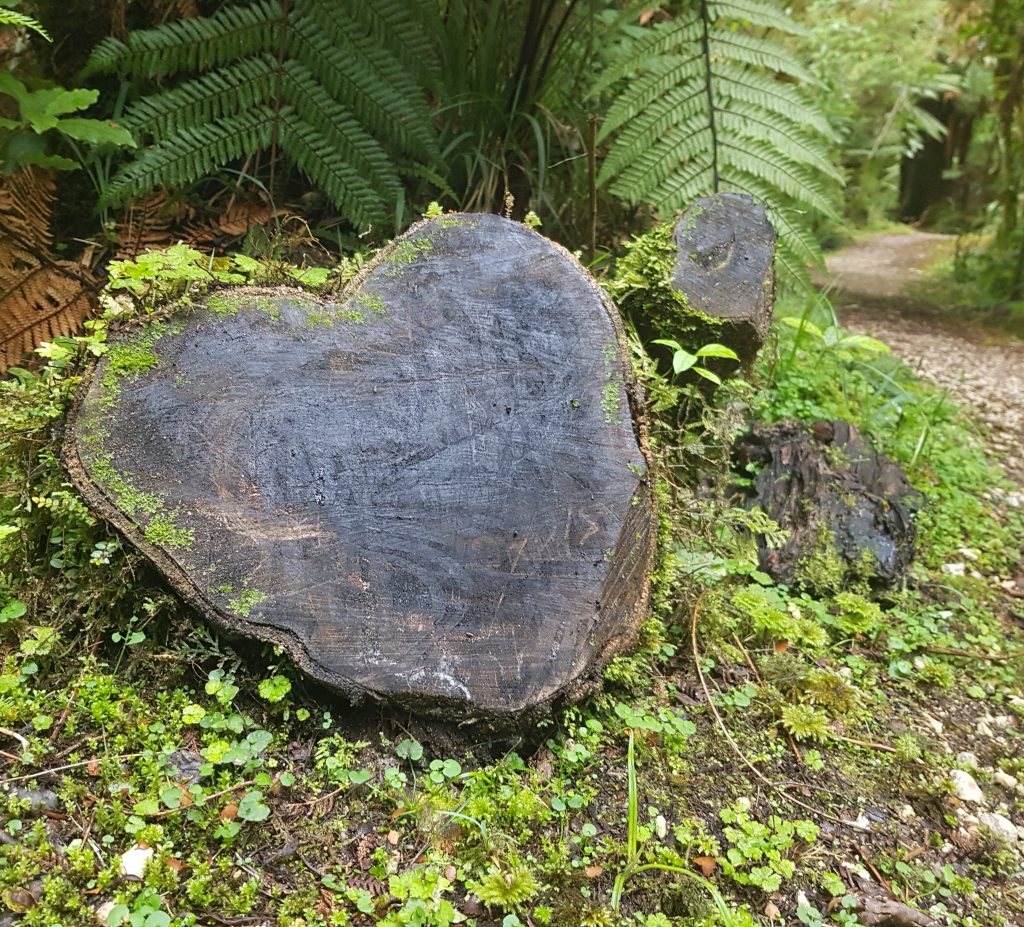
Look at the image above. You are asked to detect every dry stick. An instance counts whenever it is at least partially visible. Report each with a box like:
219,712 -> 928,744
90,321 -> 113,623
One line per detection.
832,733 -> 898,754
924,645 -> 1024,663
0,753 -> 145,785
0,727 -> 29,750
856,844 -> 897,898
690,593 -> 854,828
732,631 -> 803,764
149,779 -> 258,819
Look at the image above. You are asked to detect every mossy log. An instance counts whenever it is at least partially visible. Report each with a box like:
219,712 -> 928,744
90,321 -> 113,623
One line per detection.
63,214 -> 656,723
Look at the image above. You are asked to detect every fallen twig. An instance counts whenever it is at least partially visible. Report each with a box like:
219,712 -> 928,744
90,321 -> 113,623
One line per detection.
690,593 -> 855,827
0,753 -> 145,785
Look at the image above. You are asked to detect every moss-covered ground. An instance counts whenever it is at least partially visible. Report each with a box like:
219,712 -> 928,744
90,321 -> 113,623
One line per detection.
1,241 -> 1022,927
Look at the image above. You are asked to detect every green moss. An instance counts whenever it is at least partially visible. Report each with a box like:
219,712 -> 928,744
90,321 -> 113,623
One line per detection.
353,290 -> 387,315
206,292 -> 246,317
143,513 -> 194,550
602,380 -> 622,424
795,523 -> 846,595
99,321 -> 180,404
604,221 -> 723,350
380,236 -> 434,277
228,587 -> 267,617
89,454 -> 163,518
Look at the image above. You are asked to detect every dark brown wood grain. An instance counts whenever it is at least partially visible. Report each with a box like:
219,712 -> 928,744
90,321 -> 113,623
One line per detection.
63,213 -> 656,722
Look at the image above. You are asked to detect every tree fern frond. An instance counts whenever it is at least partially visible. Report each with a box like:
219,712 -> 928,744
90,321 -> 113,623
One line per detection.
714,64 -> 835,138
348,0 -> 441,79
645,158 -> 716,211
597,54 -> 703,143
720,140 -> 840,218
288,7 -> 438,161
276,108 -> 387,229
590,15 -> 702,99
101,109 -> 275,207
602,114 -> 712,195
717,104 -> 844,183
709,29 -> 818,86
595,0 -> 840,286
280,60 -> 401,198
122,56 -> 277,138
83,0 -> 281,78
598,84 -> 706,179
709,0 -> 806,35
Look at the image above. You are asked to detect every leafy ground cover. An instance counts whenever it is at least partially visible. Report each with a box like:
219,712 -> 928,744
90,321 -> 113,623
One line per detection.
1,240 -> 1023,927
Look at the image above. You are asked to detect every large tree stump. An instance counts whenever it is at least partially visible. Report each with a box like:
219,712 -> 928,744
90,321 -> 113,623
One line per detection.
63,214 -> 656,722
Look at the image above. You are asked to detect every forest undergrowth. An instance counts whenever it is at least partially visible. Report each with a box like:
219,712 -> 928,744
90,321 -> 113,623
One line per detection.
1,237 -> 1023,927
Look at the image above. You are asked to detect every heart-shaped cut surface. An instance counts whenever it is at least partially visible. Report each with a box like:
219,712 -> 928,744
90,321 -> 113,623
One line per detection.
65,214 -> 655,720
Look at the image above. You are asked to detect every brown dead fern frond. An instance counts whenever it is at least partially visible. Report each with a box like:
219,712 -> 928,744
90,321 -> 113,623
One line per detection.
183,200 -> 284,246
113,193 -> 188,260
0,168 -> 97,372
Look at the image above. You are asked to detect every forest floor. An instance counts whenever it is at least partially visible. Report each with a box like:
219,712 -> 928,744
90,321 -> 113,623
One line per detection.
826,231 -> 1024,480
2,235 -> 1023,927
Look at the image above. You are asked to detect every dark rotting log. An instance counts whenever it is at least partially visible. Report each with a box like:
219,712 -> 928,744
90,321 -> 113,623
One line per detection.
63,213 -> 657,723
735,419 -> 921,593
672,192 -> 776,365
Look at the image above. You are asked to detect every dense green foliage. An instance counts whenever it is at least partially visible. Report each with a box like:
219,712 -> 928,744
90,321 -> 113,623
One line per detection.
84,0 -> 438,230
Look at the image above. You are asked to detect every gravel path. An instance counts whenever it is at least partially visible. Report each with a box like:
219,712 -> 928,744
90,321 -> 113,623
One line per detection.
825,233 -> 1024,481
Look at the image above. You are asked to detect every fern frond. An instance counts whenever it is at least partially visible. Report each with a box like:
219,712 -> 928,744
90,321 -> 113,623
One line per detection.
0,167 -> 55,252
0,9 -> 51,40
720,139 -> 839,218
598,84 -> 706,180
289,0 -> 438,160
122,56 -> 277,138
83,0 -> 280,77
348,0 -> 441,79
0,264 -> 95,371
714,64 -> 835,138
710,0 -> 806,35
717,104 -> 845,183
101,109 -> 275,207
709,29 -> 817,85
597,53 -> 703,143
605,114 -> 713,198
88,0 -> 438,231
595,0 -> 840,287
276,108 -> 388,229
0,169 -> 95,371
590,15 -> 702,98
280,60 -> 401,200
644,157 -> 716,212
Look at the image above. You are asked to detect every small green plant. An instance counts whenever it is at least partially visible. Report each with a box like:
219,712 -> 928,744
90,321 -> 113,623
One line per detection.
610,732 -> 748,924
468,862 -> 540,913
0,72 -> 135,175
718,801 -> 819,893
650,339 -> 740,386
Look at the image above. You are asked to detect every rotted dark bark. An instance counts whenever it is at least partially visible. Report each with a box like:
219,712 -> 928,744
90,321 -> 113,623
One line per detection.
735,420 -> 921,593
